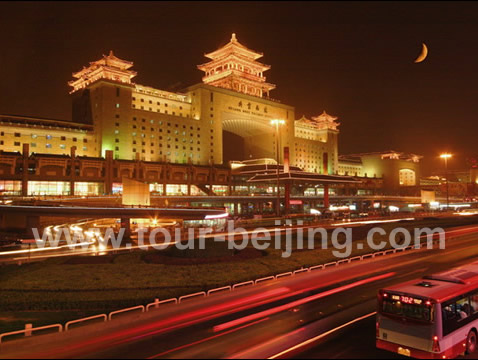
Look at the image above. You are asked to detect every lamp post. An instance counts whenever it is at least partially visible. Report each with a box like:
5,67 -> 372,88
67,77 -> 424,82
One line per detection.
271,119 -> 285,217
440,153 -> 452,211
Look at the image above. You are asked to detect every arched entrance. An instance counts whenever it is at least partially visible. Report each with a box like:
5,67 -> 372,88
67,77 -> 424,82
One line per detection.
221,113 -> 276,164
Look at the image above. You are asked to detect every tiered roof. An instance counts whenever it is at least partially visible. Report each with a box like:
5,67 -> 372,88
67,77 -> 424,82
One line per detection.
296,111 -> 340,131
69,51 -> 137,93
197,34 -> 276,97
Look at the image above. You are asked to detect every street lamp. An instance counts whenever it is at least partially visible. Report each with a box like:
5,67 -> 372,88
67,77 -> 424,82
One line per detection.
271,119 -> 285,217
440,153 -> 452,211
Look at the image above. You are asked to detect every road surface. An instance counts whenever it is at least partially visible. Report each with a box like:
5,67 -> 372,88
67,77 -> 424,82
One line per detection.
2,224 -> 478,358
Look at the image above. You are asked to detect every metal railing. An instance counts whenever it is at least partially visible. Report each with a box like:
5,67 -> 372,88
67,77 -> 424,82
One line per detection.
0,235 -> 447,345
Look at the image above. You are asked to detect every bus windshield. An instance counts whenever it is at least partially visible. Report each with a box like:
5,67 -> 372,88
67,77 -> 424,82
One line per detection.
381,294 -> 434,323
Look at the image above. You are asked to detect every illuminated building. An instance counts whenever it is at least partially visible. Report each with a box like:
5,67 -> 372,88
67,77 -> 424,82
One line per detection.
67,34 -> 339,174
0,34 -> 422,201
0,34 -> 338,176
0,114 -> 97,158
338,151 -> 422,194
197,33 -> 275,98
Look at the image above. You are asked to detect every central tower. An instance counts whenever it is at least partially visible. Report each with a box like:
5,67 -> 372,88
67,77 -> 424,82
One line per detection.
197,33 -> 276,98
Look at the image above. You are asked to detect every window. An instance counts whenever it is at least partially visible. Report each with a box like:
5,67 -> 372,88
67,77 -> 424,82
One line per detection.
31,134 -> 37,139
46,144 -> 52,148
60,144 -> 66,149
31,143 -> 36,147
116,103 -> 120,108
82,146 -> 87,151
399,169 -> 416,186
116,87 -> 120,97
73,138 -> 77,142
46,135 -> 52,140
443,293 -> 478,336
14,142 -> 20,146
61,136 -> 66,141
83,139 -> 88,143
14,133 -> 21,137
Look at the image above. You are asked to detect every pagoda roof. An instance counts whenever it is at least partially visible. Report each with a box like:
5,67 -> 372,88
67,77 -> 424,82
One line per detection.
296,111 -> 340,130
204,33 -> 264,61
312,110 -> 338,123
90,50 -> 133,70
198,52 -> 271,72
72,51 -> 134,78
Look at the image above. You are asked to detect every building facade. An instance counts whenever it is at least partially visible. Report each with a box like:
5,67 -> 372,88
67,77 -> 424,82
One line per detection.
338,151 -> 422,195
0,34 -> 427,200
67,34 -> 340,174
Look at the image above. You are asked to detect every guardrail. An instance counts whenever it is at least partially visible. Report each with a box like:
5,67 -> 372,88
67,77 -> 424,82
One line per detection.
0,236 -> 448,345
232,281 -> 254,290
146,298 -> 178,312
65,314 -> 107,331
0,324 -> 63,344
255,276 -> 275,285
108,306 -> 145,321
207,286 -> 232,296
179,292 -> 206,304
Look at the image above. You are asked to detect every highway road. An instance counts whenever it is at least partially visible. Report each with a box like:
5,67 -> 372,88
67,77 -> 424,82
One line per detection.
0,215 -> 418,263
2,225 -> 478,359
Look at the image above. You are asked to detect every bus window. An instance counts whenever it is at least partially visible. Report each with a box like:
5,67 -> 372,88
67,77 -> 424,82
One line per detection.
470,292 -> 478,314
457,297 -> 471,320
382,296 -> 433,322
443,296 -> 473,335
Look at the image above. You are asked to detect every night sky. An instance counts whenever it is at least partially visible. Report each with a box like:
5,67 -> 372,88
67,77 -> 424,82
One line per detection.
0,1 -> 477,173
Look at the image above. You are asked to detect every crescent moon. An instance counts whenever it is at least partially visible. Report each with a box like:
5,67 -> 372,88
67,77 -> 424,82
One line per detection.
414,43 -> 428,63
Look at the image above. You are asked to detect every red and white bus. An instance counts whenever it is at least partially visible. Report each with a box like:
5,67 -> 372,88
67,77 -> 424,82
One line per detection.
377,261 -> 478,359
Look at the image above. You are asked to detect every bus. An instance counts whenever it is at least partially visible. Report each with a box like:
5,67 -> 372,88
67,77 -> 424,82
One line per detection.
377,261 -> 478,359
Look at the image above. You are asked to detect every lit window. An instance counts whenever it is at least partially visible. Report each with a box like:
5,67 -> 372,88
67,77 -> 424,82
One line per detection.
46,144 -> 52,148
